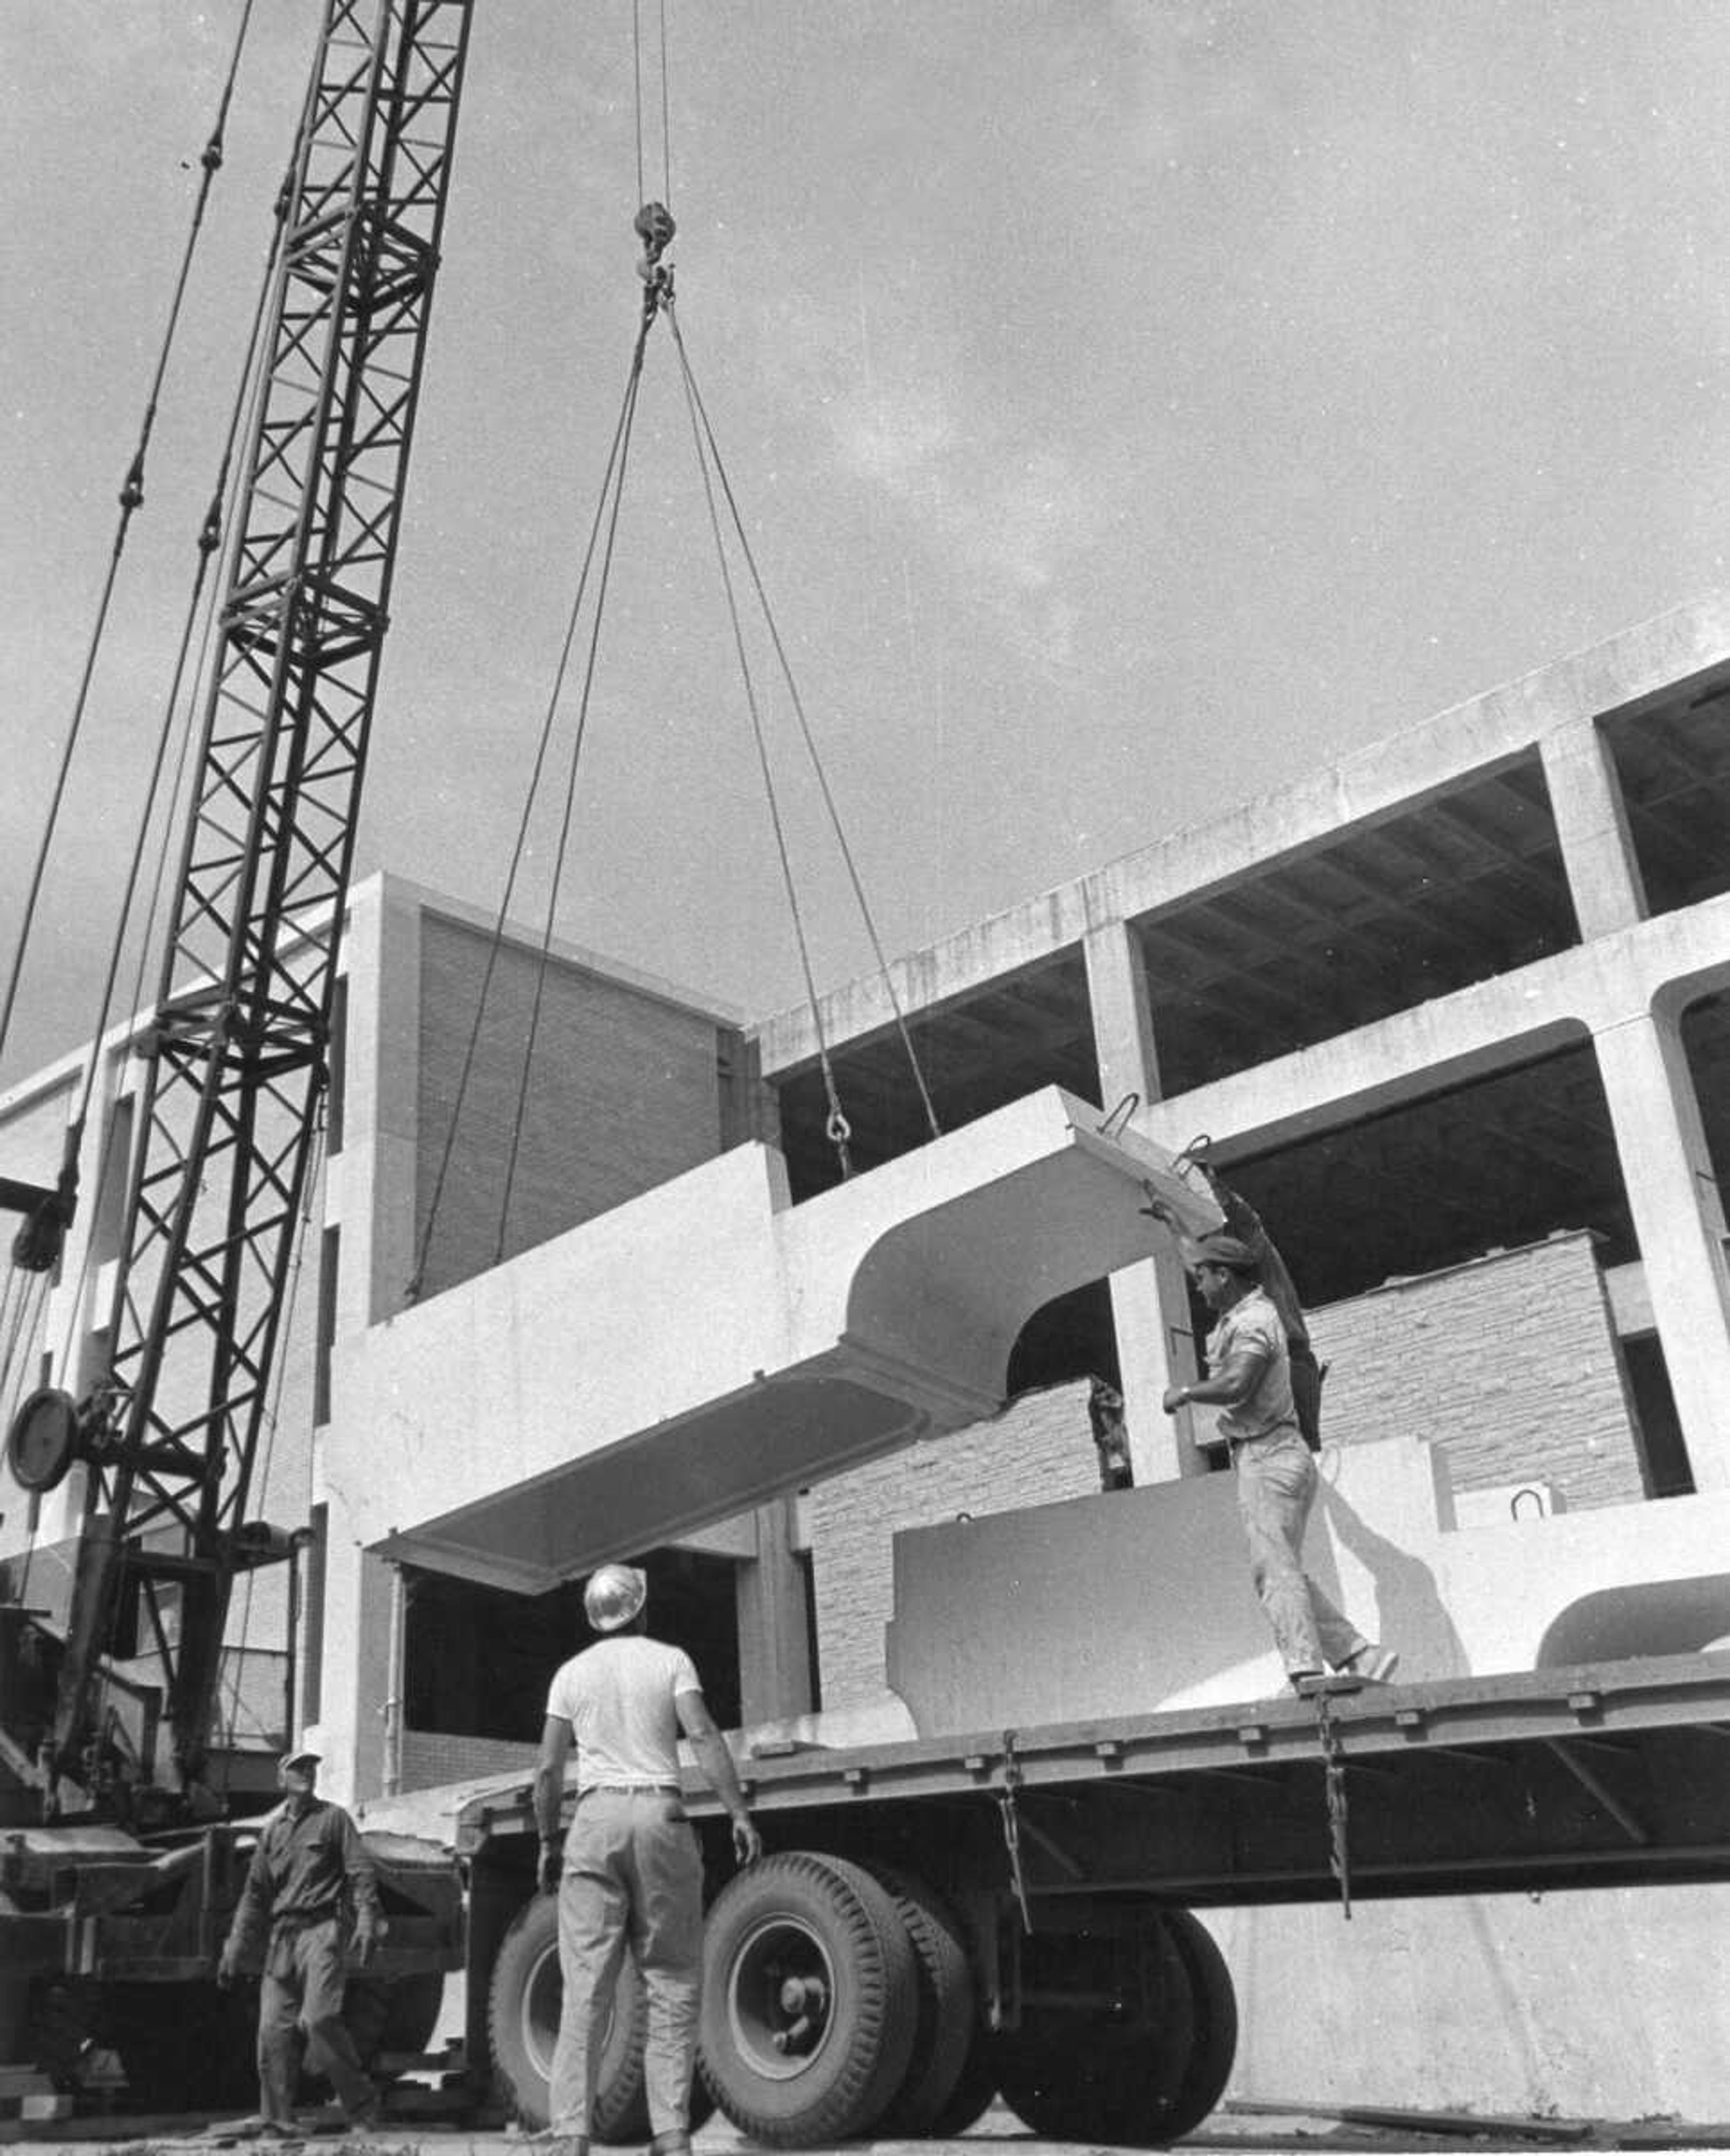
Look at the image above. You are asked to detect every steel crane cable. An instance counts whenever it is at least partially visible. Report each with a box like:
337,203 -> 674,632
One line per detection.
423,9 -> 675,1277
492,331 -> 655,1261
663,298 -> 945,1159
633,0 -> 673,212
409,307 -> 661,1298
30,105 -> 315,1410
0,0 -> 261,1076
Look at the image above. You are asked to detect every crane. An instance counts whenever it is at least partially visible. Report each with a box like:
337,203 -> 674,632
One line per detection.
4,0 -> 474,1815
0,0 -> 478,2102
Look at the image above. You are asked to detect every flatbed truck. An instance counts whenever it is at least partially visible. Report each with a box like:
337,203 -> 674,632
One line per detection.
449,1646 -> 1730,2147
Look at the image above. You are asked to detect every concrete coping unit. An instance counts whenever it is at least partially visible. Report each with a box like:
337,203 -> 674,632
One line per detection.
325,1086 -> 1224,1592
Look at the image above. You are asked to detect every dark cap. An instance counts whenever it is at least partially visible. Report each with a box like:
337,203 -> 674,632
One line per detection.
1193,1232 -> 1260,1277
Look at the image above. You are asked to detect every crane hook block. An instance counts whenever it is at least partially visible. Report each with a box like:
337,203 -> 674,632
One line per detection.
634,200 -> 676,278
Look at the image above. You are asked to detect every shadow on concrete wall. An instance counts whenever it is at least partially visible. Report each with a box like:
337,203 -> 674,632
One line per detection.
1312,1469 -> 1470,1681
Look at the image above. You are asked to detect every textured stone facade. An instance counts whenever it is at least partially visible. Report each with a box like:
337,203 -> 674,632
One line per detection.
1309,1228 -> 1645,1509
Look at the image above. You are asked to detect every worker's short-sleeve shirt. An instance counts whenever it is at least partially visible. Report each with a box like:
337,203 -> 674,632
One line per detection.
545,1636 -> 701,1790
1205,1286 -> 1298,1443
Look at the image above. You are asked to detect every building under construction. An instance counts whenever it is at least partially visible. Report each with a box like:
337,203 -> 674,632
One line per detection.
6,595 -> 1730,2121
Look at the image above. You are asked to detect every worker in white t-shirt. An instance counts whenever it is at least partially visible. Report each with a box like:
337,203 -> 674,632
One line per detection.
533,1563 -> 761,2156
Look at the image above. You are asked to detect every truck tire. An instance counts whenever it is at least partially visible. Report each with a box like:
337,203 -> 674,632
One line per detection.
697,1851 -> 917,2146
485,1893 -> 651,2141
860,1863 -> 977,2136
924,2022 -> 999,2140
1154,1908 -> 1238,2139
992,1907 -> 1197,2146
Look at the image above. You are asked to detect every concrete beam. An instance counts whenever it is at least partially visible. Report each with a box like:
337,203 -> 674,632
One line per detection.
1129,892 -> 1730,1164
755,598 -> 1730,1075
323,1087 -> 1224,1596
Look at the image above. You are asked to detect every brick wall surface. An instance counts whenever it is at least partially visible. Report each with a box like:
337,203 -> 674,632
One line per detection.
399,1728 -> 537,1791
415,916 -> 727,1297
808,1384 -> 1106,1710
1308,1229 -> 1645,1509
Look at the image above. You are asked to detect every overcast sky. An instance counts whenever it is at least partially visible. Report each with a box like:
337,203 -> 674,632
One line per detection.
5,1 -> 1730,1091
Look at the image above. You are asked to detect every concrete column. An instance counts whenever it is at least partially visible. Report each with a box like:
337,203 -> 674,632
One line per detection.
1540,718 -> 1647,941
1084,922 -> 1208,1482
329,877 -> 425,1331
735,1497 -> 813,1725
305,1481 -> 396,1809
1593,1002 -> 1730,1492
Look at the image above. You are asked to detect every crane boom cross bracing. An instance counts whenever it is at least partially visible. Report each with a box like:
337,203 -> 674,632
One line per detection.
48,0 -> 476,1806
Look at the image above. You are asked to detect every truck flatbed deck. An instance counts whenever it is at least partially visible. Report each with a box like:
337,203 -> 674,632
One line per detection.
460,1650 -> 1730,1906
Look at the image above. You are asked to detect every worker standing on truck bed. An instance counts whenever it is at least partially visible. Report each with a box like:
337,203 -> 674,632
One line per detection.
1162,1233 -> 1398,1694
535,1563 -> 762,2156
215,1745 -> 384,2139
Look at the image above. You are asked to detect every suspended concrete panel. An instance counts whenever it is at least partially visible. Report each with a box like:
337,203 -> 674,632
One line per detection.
328,1087 -> 1220,1591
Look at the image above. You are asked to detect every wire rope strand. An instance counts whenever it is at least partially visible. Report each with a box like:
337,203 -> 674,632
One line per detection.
662,304 -> 856,1171
41,116 -> 305,1395
68,169 -> 291,1153
664,307 -> 943,1145
632,0 -> 646,208
495,363 -> 650,1260
0,0 -> 258,1073
410,321 -> 659,1299
660,0 -> 673,207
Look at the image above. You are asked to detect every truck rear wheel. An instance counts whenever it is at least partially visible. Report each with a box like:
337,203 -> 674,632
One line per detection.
860,1863 -> 978,2136
992,1905 -> 1198,2146
485,1893 -> 659,2141
697,1851 -> 917,2146
1154,1908 -> 1238,2139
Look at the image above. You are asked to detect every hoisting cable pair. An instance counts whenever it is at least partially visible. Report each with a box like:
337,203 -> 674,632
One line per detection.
414,173 -> 942,1289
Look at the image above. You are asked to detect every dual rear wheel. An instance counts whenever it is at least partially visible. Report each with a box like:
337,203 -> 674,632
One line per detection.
695,1857 -> 1235,2147
488,1854 -> 1237,2147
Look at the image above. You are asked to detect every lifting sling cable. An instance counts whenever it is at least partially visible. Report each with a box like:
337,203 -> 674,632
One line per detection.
663,308 -> 857,1174
0,0 -> 260,1077
409,314 -> 661,1298
493,9 -> 679,1253
426,7 -> 675,1281
494,319 -> 656,1261
664,301 -> 945,1153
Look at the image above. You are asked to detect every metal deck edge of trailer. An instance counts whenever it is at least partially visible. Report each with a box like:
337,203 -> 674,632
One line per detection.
455,1650 -> 1730,1906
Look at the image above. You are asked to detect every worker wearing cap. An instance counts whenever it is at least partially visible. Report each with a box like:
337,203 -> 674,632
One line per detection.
216,1746 -> 385,2138
535,1563 -> 762,2156
1163,1233 -> 1398,1693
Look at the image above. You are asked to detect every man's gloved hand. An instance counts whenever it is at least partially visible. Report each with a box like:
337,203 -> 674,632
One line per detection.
354,1916 -> 385,1968
216,1949 -> 240,1992
731,1814 -> 763,1867
537,1840 -> 562,1895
